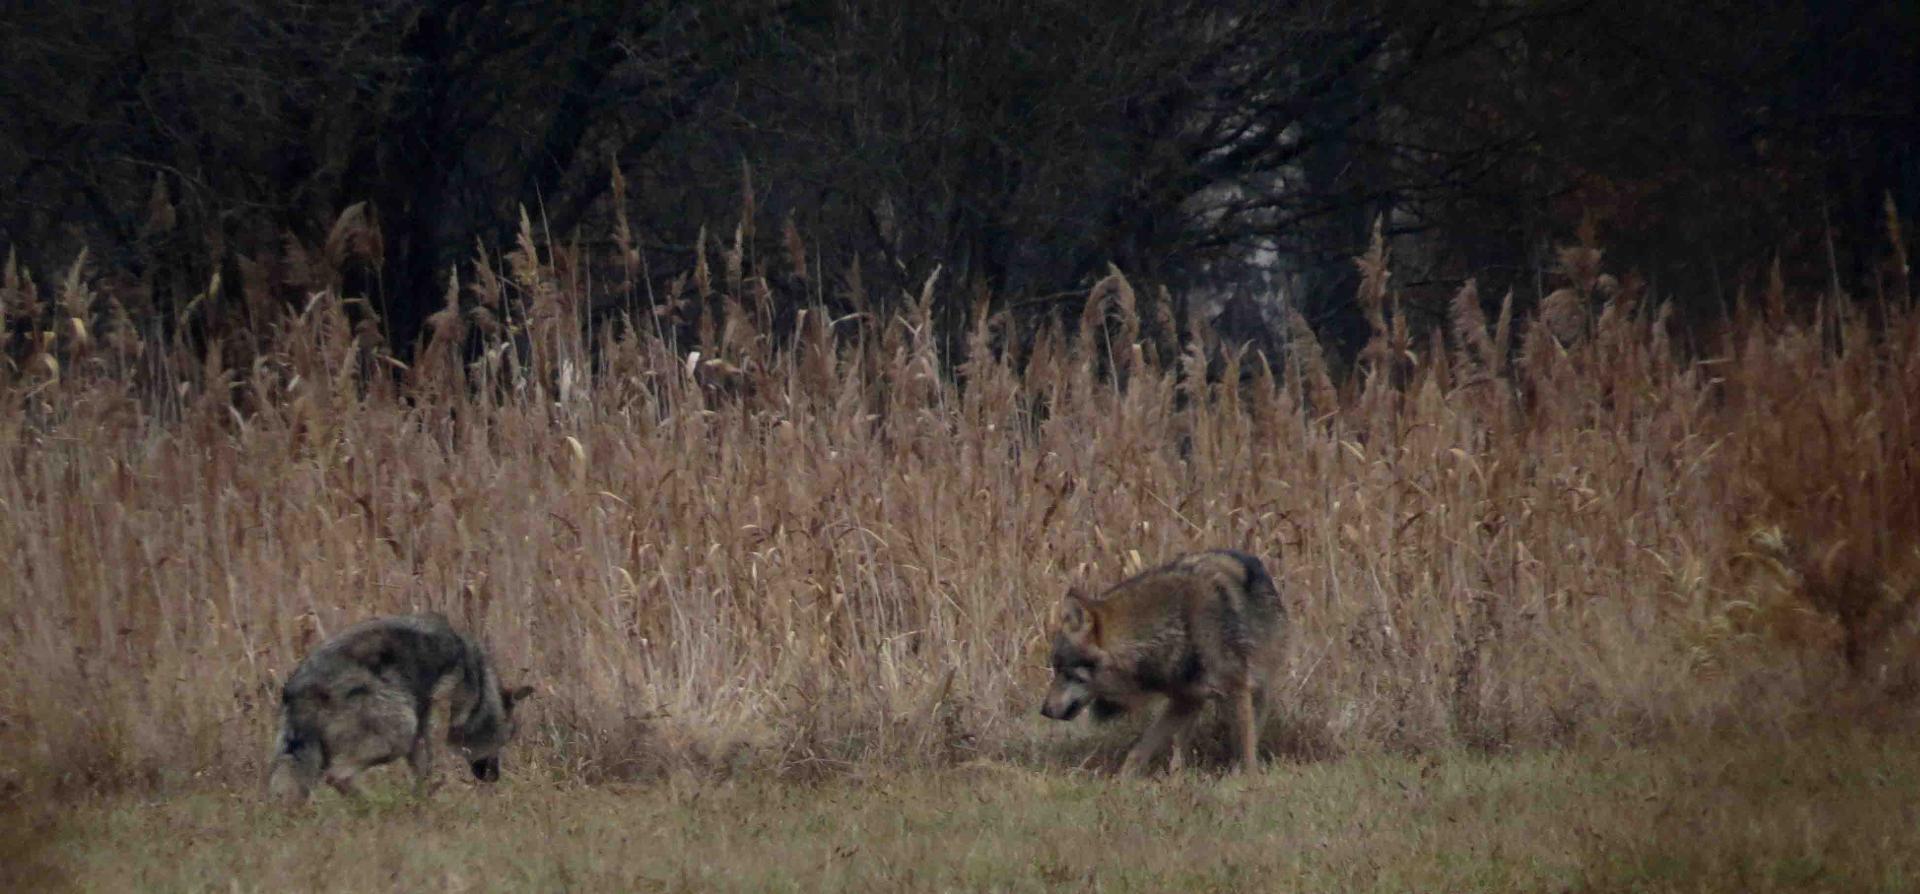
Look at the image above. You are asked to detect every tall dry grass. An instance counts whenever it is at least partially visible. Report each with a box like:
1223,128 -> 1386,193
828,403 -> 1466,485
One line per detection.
0,207 -> 1915,797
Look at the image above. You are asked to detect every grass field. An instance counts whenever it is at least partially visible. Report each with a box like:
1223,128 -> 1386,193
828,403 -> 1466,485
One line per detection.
3,217 -> 1917,889
15,730 -> 1917,892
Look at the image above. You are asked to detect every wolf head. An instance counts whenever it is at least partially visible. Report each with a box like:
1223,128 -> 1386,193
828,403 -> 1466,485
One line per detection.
1041,588 -> 1113,721
454,683 -> 535,781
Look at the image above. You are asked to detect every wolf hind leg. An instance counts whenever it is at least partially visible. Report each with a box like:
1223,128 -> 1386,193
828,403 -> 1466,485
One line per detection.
1121,698 -> 1200,776
1249,674 -> 1281,764
1231,673 -> 1260,773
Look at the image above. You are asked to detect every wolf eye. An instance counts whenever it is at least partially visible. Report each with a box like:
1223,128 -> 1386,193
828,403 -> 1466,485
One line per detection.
1067,666 -> 1093,683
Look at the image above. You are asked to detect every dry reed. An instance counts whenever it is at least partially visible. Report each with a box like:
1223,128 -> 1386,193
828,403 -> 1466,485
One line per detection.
1,208 -> 1915,797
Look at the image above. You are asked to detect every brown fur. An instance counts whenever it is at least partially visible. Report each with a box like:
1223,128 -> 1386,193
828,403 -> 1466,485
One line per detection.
1041,549 -> 1286,774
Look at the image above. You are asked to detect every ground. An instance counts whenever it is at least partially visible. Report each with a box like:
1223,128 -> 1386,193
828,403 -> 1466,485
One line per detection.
12,730 -> 1918,893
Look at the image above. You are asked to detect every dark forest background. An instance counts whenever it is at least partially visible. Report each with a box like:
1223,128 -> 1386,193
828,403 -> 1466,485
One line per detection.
3,0 -> 1914,358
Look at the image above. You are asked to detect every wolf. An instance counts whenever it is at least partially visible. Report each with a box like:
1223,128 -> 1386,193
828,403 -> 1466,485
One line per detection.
1039,549 -> 1286,775
264,612 -> 533,802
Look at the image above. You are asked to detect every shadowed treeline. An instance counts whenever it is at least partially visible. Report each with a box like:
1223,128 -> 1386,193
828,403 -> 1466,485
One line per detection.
3,1 -> 1915,355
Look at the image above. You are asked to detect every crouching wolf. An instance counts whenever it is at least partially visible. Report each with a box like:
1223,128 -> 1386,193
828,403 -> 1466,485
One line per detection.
265,613 -> 533,802
1040,550 -> 1286,775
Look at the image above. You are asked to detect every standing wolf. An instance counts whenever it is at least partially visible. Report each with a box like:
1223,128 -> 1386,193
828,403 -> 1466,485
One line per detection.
265,613 -> 533,802
1040,549 -> 1286,774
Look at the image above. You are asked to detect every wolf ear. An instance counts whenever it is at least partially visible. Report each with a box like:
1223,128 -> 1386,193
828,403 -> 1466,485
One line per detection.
1057,588 -> 1099,640
501,684 -> 535,707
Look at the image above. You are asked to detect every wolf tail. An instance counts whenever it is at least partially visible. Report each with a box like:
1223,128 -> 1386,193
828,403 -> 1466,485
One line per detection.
264,711 -> 324,802
1227,550 -> 1284,623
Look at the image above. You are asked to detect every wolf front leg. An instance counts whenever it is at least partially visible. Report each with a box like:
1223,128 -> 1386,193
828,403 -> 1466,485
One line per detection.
1120,698 -> 1200,776
407,709 -> 437,797
1168,716 -> 1193,774
325,769 -> 366,800
265,752 -> 319,804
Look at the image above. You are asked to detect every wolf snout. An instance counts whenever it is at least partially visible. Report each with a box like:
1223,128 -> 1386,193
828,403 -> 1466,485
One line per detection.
1040,694 -> 1085,721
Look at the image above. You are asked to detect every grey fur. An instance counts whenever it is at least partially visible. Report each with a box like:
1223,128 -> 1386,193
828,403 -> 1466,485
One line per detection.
265,613 -> 532,802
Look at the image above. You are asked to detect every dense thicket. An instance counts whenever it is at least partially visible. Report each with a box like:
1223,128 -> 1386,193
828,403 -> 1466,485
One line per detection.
3,1 -> 1915,353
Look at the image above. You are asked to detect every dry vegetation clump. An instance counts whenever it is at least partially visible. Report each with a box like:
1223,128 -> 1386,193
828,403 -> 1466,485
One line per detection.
0,206 -> 1915,798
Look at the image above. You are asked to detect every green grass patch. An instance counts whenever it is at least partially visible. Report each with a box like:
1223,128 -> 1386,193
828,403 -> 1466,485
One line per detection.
22,732 -> 1920,892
